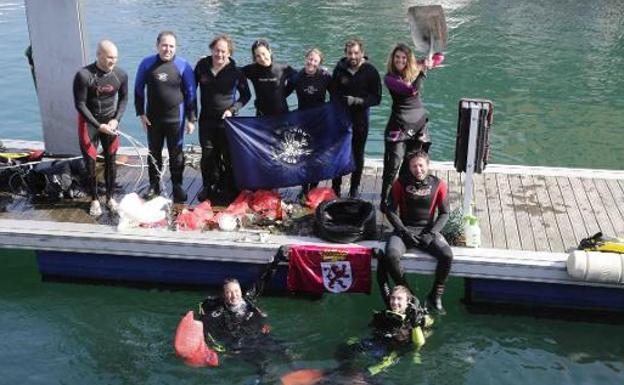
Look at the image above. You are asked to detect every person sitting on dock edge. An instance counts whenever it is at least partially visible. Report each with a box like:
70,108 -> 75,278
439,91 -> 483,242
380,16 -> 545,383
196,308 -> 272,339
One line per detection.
384,150 -> 453,314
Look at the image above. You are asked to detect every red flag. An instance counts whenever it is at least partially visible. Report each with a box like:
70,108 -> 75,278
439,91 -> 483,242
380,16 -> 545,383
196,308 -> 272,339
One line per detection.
287,245 -> 372,294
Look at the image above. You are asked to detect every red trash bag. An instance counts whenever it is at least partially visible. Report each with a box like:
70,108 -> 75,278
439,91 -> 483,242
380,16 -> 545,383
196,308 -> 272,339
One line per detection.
176,201 -> 214,231
305,187 -> 337,210
174,311 -> 219,367
250,190 -> 282,220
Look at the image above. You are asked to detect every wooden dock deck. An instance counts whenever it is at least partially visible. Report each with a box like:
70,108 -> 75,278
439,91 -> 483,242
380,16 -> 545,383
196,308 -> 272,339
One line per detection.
1,140 -> 623,289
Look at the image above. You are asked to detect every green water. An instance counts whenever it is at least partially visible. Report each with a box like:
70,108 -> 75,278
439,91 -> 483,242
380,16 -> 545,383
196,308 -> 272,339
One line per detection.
2,0 -> 624,384
1,250 -> 623,385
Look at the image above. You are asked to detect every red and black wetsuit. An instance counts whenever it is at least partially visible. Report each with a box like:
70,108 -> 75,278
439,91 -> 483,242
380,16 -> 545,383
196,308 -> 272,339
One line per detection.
330,58 -> 382,197
380,71 -> 430,206
384,173 -> 453,296
195,57 -> 250,199
73,62 -> 128,201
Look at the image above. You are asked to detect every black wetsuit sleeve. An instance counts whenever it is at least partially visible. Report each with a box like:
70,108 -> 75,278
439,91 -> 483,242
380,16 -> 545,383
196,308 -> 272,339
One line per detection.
245,246 -> 286,300
284,65 -> 296,97
429,182 -> 450,233
73,70 -> 101,128
386,180 -> 410,235
231,71 -> 251,114
362,65 -> 382,108
113,70 -> 129,122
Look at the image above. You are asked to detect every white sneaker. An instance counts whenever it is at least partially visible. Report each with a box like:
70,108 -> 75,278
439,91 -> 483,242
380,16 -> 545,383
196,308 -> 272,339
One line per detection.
107,198 -> 119,213
89,200 -> 102,216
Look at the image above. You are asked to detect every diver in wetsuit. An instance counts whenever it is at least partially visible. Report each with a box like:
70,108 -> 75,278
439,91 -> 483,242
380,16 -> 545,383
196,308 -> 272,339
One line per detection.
385,150 -> 453,314
330,38 -> 382,198
73,39 -> 128,216
289,48 -> 333,197
134,30 -> 196,203
194,34 -> 251,203
334,261 -> 431,378
199,251 -> 289,374
242,39 -> 296,117
380,43 -> 433,212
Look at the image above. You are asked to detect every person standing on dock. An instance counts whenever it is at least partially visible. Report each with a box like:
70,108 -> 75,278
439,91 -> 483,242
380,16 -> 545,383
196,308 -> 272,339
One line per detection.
73,39 -> 128,217
242,39 -> 296,117
288,48 -> 333,198
384,150 -> 453,314
380,43 -> 432,213
134,30 -> 196,203
330,38 -> 382,198
194,34 -> 250,204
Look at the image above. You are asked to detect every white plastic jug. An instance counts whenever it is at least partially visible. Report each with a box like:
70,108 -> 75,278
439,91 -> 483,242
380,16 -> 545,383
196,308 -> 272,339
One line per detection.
463,215 -> 481,248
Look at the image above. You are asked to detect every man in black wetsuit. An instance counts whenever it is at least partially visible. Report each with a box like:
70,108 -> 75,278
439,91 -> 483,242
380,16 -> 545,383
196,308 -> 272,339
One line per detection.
331,38 -> 382,198
384,150 -> 453,314
195,34 -> 250,203
73,40 -> 128,216
198,251 -> 289,375
135,31 -> 196,203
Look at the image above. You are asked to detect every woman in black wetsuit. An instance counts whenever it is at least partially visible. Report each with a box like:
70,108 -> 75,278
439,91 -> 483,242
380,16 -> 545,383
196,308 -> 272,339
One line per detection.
380,43 -> 433,211
242,39 -> 296,117
289,48 -> 333,197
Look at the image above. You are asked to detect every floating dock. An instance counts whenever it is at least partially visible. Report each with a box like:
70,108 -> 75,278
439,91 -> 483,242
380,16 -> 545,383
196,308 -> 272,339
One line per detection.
1,139 -> 623,312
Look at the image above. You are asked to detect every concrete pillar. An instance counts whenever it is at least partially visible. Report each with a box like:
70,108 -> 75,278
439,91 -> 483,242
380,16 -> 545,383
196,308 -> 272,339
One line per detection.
25,0 -> 88,155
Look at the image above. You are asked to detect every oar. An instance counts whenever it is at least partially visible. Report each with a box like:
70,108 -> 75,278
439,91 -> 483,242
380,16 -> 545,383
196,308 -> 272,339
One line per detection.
407,5 -> 448,60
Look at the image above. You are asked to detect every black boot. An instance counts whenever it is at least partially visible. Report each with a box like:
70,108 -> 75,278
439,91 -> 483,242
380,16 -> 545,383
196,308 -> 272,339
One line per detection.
172,184 -> 187,203
197,187 -> 211,202
426,284 -> 446,315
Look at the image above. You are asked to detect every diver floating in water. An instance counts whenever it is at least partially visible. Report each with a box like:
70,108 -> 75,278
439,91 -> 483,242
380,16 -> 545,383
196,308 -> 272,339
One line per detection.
197,249 -> 293,376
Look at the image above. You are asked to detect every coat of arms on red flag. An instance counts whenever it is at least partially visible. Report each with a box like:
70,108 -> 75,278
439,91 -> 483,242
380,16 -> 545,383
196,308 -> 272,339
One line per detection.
286,245 -> 372,294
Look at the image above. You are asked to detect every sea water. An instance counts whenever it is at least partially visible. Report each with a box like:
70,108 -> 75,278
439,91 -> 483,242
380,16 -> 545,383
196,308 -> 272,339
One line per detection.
1,1 -> 624,384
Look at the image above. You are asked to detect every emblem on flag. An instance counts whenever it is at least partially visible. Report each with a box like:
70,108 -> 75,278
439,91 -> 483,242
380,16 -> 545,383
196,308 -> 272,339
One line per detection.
321,261 -> 353,293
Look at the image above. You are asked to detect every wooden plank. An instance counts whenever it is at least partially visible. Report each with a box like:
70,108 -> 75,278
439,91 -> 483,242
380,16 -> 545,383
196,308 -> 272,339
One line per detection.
606,179 -> 624,233
568,176 -> 602,236
544,175 -> 577,251
580,177 -> 616,236
496,173 -> 522,250
472,173 -> 492,248
508,174 -> 536,251
592,178 -> 624,236
532,175 -> 564,252
556,176 -> 591,246
519,174 -> 550,252
483,172 -> 506,248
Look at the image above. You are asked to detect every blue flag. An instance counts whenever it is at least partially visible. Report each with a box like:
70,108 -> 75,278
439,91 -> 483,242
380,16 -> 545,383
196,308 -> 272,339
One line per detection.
225,103 -> 354,190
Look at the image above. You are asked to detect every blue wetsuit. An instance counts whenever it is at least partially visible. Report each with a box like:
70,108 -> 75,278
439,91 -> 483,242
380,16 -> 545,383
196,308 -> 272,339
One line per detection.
134,54 -> 196,192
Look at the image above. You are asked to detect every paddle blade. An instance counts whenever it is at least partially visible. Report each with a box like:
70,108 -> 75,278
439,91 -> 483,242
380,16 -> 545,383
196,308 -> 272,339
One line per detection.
407,5 -> 448,54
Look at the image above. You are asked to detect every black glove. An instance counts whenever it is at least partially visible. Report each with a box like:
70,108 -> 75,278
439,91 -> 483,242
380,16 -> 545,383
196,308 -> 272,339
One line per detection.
344,95 -> 364,106
417,231 -> 436,248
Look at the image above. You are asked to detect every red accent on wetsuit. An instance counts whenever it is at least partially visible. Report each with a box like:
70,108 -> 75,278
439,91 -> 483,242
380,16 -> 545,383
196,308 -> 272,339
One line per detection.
390,175 -> 448,228
77,114 -> 98,160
